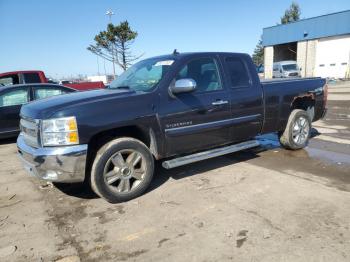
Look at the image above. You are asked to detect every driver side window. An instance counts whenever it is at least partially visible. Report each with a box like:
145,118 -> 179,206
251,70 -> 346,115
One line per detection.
176,58 -> 222,92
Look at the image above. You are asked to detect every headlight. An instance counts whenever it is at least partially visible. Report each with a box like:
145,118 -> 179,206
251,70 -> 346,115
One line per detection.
41,116 -> 79,146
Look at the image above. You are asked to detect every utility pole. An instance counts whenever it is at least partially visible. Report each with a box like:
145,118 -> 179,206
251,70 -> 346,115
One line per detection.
106,9 -> 114,21
96,55 -> 100,76
106,9 -> 116,79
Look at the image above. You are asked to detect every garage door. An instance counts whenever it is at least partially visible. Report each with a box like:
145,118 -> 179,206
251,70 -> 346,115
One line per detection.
315,35 -> 350,79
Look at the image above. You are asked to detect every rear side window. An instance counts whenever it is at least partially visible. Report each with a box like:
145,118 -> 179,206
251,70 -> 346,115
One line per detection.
225,57 -> 251,88
24,73 -> 41,83
0,88 -> 29,107
0,75 -> 19,86
34,87 -> 67,100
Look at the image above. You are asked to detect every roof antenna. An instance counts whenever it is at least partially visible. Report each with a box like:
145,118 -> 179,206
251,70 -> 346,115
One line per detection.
173,49 -> 179,55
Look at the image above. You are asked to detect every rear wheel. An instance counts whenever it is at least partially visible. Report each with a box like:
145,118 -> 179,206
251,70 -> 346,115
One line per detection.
279,109 -> 311,150
90,137 -> 154,203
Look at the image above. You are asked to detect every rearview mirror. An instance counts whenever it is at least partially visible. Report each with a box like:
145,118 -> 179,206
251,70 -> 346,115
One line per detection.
170,79 -> 196,94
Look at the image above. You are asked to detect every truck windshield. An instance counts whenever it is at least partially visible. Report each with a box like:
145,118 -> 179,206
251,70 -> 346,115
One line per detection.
282,64 -> 298,71
108,58 -> 174,92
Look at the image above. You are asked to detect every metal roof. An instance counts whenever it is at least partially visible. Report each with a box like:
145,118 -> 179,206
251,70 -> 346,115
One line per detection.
262,10 -> 350,46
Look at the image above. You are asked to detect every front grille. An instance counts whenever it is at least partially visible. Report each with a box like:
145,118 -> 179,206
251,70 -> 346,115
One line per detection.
289,72 -> 298,76
20,117 -> 40,148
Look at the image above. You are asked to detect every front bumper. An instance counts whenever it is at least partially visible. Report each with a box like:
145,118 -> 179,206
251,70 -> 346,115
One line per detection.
17,134 -> 88,183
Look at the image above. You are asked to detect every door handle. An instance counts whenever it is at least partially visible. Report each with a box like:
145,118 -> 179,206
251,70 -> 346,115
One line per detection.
212,100 -> 228,106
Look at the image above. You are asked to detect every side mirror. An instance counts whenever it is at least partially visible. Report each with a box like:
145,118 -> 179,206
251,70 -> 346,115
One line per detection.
170,78 -> 196,94
280,69 -> 282,73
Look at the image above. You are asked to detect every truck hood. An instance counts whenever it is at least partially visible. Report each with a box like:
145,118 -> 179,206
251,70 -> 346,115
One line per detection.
21,88 -> 135,119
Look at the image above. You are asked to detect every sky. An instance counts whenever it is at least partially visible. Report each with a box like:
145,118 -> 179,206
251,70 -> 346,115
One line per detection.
0,0 -> 349,79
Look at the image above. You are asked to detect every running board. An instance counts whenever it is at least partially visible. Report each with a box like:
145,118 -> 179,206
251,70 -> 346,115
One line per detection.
162,140 -> 260,169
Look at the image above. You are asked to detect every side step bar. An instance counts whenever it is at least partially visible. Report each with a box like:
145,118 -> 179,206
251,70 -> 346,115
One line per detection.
162,140 -> 260,169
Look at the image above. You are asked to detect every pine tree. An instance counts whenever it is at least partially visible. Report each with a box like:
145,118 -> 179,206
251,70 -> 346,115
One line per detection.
252,39 -> 264,66
88,21 -> 141,75
281,2 -> 301,24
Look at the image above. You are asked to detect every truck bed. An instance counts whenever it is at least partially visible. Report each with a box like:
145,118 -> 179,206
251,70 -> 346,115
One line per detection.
261,77 -> 327,134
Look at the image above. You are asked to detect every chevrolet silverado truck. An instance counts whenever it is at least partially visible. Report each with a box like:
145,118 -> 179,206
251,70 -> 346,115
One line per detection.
17,52 -> 327,203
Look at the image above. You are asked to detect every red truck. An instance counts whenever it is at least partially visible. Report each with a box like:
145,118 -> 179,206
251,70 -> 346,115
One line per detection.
0,70 -> 105,90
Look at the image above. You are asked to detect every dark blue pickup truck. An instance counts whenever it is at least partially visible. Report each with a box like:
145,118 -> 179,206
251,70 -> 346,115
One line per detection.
17,52 -> 327,202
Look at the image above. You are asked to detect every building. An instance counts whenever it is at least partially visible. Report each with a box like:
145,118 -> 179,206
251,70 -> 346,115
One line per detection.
87,75 -> 115,84
262,10 -> 350,79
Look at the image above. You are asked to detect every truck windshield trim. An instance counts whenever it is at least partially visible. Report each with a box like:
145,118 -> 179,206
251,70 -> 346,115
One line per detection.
108,58 -> 175,92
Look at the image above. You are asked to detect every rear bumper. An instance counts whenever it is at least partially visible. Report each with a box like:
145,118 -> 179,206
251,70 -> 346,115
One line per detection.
17,134 -> 87,183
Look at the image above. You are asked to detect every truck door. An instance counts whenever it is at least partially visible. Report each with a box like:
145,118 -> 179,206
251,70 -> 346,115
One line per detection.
159,56 -> 232,156
220,54 -> 264,142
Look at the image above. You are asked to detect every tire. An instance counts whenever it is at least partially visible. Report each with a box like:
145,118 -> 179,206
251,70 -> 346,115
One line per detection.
279,109 -> 311,150
90,137 -> 154,203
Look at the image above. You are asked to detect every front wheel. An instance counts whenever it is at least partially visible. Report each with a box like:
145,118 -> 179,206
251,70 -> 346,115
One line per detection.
90,137 -> 154,203
279,109 -> 311,150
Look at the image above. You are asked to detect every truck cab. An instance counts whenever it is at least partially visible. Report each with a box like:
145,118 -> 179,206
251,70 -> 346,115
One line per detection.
0,70 -> 105,90
0,70 -> 48,86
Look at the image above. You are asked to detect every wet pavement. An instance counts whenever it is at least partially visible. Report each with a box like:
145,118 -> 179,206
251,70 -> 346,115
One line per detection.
0,82 -> 349,261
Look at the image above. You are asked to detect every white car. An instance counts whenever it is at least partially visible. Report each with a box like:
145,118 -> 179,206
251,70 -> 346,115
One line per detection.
273,61 -> 301,78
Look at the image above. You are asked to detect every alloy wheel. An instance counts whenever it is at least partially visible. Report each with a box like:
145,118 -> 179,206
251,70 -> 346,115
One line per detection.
103,149 -> 146,193
292,116 -> 310,145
